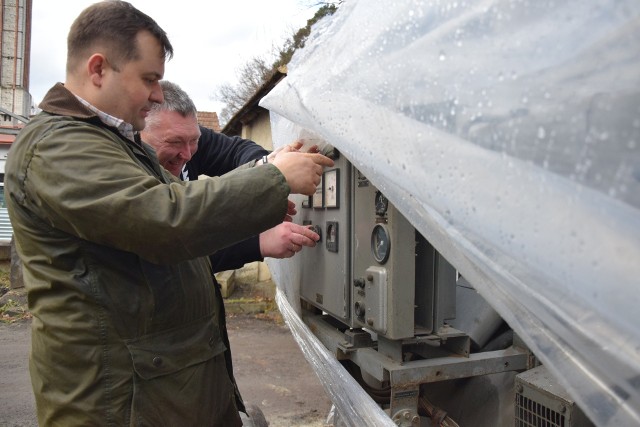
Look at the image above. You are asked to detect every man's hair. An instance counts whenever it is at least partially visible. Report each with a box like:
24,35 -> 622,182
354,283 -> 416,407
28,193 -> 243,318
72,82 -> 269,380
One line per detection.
145,81 -> 198,130
67,0 -> 173,74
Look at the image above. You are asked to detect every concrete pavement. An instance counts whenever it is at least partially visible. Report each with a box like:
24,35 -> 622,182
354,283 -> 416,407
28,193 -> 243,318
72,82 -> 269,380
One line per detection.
0,313 -> 332,427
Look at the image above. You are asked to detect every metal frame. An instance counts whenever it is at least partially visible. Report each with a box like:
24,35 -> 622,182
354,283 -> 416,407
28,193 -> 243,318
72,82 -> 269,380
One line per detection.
303,312 -> 534,424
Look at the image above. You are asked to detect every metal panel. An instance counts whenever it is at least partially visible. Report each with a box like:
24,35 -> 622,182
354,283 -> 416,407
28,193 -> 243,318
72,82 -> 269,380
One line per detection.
298,152 -> 351,323
351,172 -> 416,339
0,183 -> 12,241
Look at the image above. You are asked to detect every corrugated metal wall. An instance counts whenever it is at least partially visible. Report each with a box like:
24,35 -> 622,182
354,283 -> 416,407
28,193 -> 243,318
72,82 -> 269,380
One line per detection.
0,183 -> 11,241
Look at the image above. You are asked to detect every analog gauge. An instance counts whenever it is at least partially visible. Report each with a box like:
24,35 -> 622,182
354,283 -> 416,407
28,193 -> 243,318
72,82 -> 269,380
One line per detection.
326,221 -> 339,252
375,191 -> 388,217
323,169 -> 340,208
371,224 -> 391,264
312,175 -> 324,208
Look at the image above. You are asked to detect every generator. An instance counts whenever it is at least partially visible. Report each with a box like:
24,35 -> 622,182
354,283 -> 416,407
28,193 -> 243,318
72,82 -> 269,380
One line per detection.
294,146 -> 595,426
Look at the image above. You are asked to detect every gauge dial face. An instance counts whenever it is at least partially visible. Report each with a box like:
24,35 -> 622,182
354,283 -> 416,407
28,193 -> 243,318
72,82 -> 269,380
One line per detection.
325,221 -> 339,252
323,169 -> 339,208
371,224 -> 391,264
375,191 -> 388,216
312,175 -> 324,208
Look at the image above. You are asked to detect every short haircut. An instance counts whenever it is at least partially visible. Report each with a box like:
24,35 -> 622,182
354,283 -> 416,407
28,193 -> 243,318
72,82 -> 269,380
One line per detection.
145,81 -> 198,130
67,0 -> 173,74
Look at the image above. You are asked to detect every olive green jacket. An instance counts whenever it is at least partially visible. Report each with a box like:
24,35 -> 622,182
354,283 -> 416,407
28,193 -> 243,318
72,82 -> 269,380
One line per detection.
5,83 -> 289,426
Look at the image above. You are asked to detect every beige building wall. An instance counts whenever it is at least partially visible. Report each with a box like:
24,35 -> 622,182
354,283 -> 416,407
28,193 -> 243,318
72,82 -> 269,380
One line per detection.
240,109 -> 273,151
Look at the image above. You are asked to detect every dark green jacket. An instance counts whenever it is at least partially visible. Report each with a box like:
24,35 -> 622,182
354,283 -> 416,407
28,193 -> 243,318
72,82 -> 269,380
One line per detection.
5,83 -> 289,426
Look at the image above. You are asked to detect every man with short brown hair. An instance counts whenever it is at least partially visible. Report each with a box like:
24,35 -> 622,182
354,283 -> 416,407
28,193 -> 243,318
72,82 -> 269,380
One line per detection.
5,1 -> 332,425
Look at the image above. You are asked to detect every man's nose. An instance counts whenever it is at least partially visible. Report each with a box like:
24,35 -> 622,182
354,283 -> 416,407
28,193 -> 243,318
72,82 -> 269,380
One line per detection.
177,143 -> 194,161
150,84 -> 164,104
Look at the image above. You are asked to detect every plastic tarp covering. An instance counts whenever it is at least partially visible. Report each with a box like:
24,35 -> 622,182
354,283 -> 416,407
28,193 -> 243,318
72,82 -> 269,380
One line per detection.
261,1 -> 640,426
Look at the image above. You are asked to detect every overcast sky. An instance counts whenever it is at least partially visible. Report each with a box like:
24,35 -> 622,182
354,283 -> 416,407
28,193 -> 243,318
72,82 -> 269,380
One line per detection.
30,0 -> 321,114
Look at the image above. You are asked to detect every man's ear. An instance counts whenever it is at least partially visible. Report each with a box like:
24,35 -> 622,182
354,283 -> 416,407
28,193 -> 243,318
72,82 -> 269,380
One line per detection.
87,53 -> 108,87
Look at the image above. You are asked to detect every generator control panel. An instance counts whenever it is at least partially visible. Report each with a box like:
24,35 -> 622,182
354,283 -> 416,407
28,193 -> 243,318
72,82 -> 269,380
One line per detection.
298,146 -> 457,339
299,150 -> 351,323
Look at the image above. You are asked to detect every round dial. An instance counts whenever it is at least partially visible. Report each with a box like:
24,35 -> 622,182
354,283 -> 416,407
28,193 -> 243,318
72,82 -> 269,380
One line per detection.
371,224 -> 391,264
375,191 -> 388,217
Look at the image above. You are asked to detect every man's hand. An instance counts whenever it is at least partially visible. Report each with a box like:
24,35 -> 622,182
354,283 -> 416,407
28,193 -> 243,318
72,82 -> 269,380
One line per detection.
267,140 -> 303,162
271,151 -> 334,195
259,222 -> 320,258
284,200 -> 297,222
267,140 -> 320,163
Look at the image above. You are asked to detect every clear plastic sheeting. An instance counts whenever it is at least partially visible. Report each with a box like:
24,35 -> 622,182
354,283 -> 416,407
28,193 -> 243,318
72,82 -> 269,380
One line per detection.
263,1 -> 640,426
273,290 -> 396,427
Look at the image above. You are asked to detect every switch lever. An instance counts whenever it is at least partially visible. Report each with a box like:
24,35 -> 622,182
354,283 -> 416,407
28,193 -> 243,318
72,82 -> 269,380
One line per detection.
321,144 -> 340,160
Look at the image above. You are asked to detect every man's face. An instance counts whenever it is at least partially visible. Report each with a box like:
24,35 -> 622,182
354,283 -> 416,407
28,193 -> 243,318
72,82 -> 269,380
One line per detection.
98,31 -> 165,131
141,110 -> 201,177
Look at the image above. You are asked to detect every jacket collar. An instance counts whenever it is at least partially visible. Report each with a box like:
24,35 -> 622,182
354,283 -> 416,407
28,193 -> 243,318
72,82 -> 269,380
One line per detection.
37,83 -> 166,178
39,83 -> 139,144
38,83 -> 98,120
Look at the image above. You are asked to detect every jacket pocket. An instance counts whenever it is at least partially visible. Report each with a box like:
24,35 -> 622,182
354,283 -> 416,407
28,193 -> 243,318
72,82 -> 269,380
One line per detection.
125,316 -> 226,380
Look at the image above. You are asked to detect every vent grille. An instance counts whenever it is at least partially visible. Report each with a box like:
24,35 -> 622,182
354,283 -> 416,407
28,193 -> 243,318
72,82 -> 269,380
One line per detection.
515,392 -> 565,427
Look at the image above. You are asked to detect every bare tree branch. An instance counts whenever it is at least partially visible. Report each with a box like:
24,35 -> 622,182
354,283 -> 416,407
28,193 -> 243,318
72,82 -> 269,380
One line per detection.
213,3 -> 340,127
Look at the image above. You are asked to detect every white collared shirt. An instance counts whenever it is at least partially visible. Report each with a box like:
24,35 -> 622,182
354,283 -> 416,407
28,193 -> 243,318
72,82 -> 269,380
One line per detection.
75,95 -> 136,142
